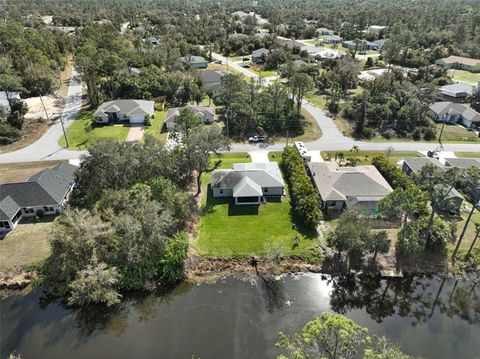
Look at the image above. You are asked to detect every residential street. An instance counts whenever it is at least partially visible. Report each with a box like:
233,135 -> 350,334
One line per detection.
0,68 -> 84,164
1,62 -> 479,165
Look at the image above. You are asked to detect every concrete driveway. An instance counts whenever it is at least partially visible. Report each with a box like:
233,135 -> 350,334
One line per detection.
126,125 -> 145,142
249,150 -> 270,162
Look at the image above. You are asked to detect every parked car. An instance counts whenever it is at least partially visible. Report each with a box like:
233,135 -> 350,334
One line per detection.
242,57 -> 250,61
248,135 -> 266,142
241,63 -> 250,68
427,150 -> 440,159
215,60 -> 222,64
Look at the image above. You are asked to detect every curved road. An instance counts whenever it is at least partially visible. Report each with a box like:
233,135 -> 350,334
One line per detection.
1,63 -> 479,164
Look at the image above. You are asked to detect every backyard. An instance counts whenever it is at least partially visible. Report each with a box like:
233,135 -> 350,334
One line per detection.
0,219 -> 53,270
0,160 -> 66,183
448,69 -> 480,84
194,153 -> 319,258
59,111 -> 130,149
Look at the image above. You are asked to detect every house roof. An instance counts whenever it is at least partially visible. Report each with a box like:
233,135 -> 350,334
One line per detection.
323,35 -> 342,41
211,162 -> 285,195
199,70 -> 229,84
444,158 -> 480,170
403,157 -> 444,174
93,100 -> 154,118
164,106 -> 215,124
0,163 -> 76,220
307,162 -> 393,203
429,102 -> 480,123
178,55 -> 207,64
317,27 -> 334,33
438,55 -> 480,67
252,48 -> 269,57
439,83 -> 475,97
233,177 -> 263,197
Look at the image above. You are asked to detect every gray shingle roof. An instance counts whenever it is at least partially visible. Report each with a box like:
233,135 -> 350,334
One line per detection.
93,99 -> 154,118
429,102 -> 480,123
252,48 -> 270,58
444,158 -> 480,170
211,162 -> 285,194
0,163 -> 76,220
164,106 -> 215,124
439,83 -> 475,97
403,157 -> 444,174
178,55 -> 207,65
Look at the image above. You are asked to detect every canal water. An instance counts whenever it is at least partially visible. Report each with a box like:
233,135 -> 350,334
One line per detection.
1,274 -> 479,358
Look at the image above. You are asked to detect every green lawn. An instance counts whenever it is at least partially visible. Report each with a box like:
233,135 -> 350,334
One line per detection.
454,152 -> 480,158
448,69 -> 480,84
436,123 -> 480,143
321,150 -> 423,165
195,152 -> 319,258
144,111 -> 168,143
248,67 -> 277,78
0,219 -> 53,270
306,94 -> 327,109
59,111 -> 130,149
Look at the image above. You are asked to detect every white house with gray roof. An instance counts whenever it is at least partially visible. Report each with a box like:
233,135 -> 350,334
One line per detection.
0,163 -> 77,233
164,106 -> 215,132
428,102 -> 480,129
93,99 -> 154,124
439,83 -> 475,101
307,162 -> 393,213
211,162 -> 285,205
178,55 -> 208,69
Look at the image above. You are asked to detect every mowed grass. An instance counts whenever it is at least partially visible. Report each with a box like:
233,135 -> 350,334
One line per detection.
436,123 -> 480,143
0,160 -> 66,183
0,219 -> 53,270
321,150 -> 423,165
269,108 -> 322,143
195,152 -> 319,257
454,152 -> 480,158
448,69 -> 480,84
59,111 -> 130,149
144,111 -> 168,143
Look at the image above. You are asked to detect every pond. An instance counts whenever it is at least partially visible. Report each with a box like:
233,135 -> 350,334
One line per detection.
1,274 -> 479,359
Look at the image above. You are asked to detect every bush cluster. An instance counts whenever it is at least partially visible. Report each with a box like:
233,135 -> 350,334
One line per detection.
281,147 -> 322,228
371,155 -> 413,189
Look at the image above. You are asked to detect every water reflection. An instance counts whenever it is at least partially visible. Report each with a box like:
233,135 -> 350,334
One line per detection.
1,274 -> 479,359
328,273 -> 479,325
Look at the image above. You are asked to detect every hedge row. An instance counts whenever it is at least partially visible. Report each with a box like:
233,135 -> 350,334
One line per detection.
281,147 -> 322,228
371,155 -> 413,189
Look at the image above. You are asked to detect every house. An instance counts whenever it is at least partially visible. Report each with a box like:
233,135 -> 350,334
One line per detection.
437,186 -> 464,214
275,36 -> 305,50
402,157 -> 444,176
438,83 -> 475,101
178,55 -> 208,69
254,32 -> 271,39
251,48 -> 270,63
164,106 -> 215,132
342,40 -> 381,51
444,158 -> 480,170
300,46 -> 325,57
0,92 -> 20,116
435,55 -> 480,73
304,19 -> 318,26
368,25 -> 388,34
199,69 -> 230,93
372,39 -> 387,50
316,27 -> 335,36
0,163 -> 77,233
93,100 -> 154,124
211,162 -> 285,205
145,36 -> 160,46
323,35 -> 343,44
307,162 -> 393,213
428,102 -> 480,129
232,11 -> 251,19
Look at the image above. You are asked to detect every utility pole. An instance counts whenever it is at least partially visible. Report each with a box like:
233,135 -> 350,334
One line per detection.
59,112 -> 69,147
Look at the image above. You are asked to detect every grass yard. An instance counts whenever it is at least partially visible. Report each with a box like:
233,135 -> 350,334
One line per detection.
195,152 -> 319,258
248,66 -> 277,78
306,94 -> 327,109
436,123 -> 480,143
144,111 -> 168,143
448,69 -> 480,84
454,152 -> 480,158
321,150 -> 423,165
303,39 -> 317,45
0,219 -> 54,270
59,111 -> 130,149
269,108 -> 322,143
0,160 -> 66,183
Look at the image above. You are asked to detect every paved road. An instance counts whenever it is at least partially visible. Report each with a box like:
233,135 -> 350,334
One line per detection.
0,68 -> 85,164
1,63 -> 479,165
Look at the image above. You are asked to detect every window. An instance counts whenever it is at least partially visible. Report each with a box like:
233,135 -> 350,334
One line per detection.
219,189 -> 223,194
4,222 -> 10,229
48,207 -> 54,212
328,201 -> 337,208
264,188 -> 269,193
29,208 -> 34,213
43,206 -> 49,212
0,222 -> 3,227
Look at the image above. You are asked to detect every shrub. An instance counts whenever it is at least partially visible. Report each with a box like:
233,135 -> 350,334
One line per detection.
0,122 -> 22,145
423,127 -> 436,141
161,231 -> 189,281
281,147 -> 322,228
371,155 -> 413,189
35,209 -> 45,218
